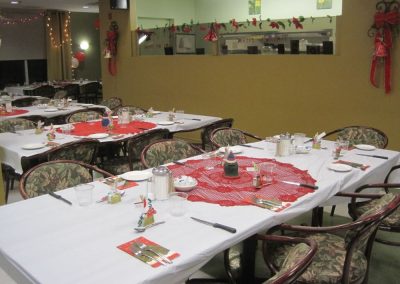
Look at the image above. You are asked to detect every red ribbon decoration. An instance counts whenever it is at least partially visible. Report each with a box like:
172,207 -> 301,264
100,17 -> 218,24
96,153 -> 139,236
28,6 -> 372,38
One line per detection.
105,21 -> 119,76
369,9 -> 399,94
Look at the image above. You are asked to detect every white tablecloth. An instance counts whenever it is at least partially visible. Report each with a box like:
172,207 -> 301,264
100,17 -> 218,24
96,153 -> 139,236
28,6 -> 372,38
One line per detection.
0,142 -> 398,284
0,112 -> 221,174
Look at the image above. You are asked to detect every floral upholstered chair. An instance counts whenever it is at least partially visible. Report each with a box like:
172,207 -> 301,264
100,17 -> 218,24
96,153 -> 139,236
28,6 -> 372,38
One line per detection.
100,129 -> 170,174
323,126 -> 388,149
347,175 -> 400,247
100,97 -> 123,110
259,189 -> 400,284
200,118 -> 234,151
47,139 -> 100,165
0,118 -> 36,133
111,105 -> 147,116
66,109 -> 104,123
19,160 -> 113,199
141,139 -> 204,168
210,127 -> 262,149
0,117 -> 39,202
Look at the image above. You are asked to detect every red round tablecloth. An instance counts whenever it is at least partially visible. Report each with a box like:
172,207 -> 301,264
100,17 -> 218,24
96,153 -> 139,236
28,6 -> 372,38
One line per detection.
168,156 -> 316,209
60,119 -> 157,136
0,109 -> 29,116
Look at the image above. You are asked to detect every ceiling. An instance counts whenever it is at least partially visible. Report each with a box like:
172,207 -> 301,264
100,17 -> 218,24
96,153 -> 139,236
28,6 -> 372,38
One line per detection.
0,0 -> 99,13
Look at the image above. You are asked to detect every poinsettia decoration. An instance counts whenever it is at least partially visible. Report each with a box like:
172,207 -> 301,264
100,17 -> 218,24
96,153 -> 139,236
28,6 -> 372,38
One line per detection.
203,23 -> 218,42
369,0 -> 400,94
268,18 -> 286,29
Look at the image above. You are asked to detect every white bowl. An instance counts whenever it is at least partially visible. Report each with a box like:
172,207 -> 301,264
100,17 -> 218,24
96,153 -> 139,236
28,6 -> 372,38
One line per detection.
174,176 -> 197,192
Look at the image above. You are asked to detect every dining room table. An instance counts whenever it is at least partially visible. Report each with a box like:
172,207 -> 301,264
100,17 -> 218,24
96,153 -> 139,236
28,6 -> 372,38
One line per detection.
0,111 -> 221,174
0,139 -> 398,283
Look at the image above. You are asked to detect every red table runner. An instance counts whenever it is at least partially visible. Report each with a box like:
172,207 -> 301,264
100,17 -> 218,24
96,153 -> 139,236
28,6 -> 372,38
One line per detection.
59,119 -> 157,136
0,109 -> 29,116
168,156 -> 316,209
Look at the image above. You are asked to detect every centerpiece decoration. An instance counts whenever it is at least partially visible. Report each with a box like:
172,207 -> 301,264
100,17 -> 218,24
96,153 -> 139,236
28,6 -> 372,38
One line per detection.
47,124 -> 56,141
223,148 -> 239,178
35,120 -> 44,134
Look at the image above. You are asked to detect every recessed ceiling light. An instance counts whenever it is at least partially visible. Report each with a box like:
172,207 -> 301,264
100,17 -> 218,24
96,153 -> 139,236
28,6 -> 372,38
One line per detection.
82,5 -> 89,9
10,1 -> 21,4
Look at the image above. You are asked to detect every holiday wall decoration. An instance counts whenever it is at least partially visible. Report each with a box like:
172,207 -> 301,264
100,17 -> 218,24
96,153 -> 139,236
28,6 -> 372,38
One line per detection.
104,21 -> 119,76
369,0 -> 400,94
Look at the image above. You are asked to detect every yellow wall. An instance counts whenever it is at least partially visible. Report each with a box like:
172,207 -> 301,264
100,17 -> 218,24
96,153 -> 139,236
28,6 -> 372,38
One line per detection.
99,0 -> 400,150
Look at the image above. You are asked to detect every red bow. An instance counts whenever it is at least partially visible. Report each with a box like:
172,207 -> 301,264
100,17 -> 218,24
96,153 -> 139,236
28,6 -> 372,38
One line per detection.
374,11 -> 400,28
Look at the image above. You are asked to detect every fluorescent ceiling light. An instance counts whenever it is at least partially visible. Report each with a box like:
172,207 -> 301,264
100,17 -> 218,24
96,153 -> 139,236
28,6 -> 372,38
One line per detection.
10,1 -> 21,4
83,5 -> 89,9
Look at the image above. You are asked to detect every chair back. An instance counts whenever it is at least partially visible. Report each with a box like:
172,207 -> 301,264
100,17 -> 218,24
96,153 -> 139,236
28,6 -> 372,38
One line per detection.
66,109 -> 104,123
0,118 -> 36,133
31,85 -> 56,98
63,84 -> 80,100
342,192 -> 400,283
112,105 -> 146,116
324,126 -> 388,149
201,118 -> 234,151
100,97 -> 123,110
80,82 -> 101,103
259,236 -> 317,284
19,160 -> 113,199
210,127 -> 249,148
141,138 -> 203,168
53,90 -> 68,99
47,139 -> 99,164
12,97 -> 37,107
127,128 -> 170,170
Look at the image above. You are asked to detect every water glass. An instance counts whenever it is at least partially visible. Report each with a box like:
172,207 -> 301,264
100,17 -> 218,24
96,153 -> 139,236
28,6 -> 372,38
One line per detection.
293,133 -> 306,146
168,192 -> 188,217
75,184 -> 94,206
339,139 -> 349,155
259,162 -> 276,184
332,142 -> 342,160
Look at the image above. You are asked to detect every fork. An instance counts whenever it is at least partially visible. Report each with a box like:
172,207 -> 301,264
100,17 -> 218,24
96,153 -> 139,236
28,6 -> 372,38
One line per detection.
251,196 -> 281,208
136,242 -> 173,264
131,243 -> 165,265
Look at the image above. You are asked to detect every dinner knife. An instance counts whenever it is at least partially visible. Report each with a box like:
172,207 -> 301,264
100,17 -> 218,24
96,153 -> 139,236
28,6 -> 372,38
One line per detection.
191,217 -> 237,233
240,144 -> 264,150
280,181 -> 318,190
48,191 -> 73,205
183,118 -> 202,121
173,161 -> 196,169
356,154 -> 389,160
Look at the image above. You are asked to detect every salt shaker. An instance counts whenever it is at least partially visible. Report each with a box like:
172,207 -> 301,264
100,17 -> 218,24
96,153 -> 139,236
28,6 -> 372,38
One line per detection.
152,166 -> 173,200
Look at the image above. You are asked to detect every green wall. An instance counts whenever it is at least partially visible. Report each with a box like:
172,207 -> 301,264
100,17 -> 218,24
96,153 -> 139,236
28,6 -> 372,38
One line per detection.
71,12 -> 101,81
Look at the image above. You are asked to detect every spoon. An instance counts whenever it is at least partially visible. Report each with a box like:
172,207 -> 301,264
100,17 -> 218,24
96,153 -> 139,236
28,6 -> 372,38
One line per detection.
134,221 -> 166,232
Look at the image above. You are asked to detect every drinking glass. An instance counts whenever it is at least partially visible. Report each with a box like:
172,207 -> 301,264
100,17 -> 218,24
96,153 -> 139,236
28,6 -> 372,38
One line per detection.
75,184 -> 94,206
259,162 -> 276,184
168,192 -> 188,217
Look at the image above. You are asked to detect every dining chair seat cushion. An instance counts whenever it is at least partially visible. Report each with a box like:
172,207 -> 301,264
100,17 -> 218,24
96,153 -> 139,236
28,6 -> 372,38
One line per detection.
264,242 -> 311,284
267,233 -> 367,284
101,158 -> 144,175
24,163 -> 93,198
337,127 -> 387,148
352,193 -> 400,227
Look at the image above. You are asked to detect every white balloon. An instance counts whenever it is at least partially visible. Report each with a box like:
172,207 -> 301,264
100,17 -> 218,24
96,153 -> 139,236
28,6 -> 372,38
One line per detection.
71,57 -> 79,68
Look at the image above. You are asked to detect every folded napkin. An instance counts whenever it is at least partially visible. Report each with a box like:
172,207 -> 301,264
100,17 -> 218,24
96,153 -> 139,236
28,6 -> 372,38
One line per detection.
335,160 -> 370,171
101,176 -> 138,190
244,196 -> 290,212
117,236 -> 180,268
